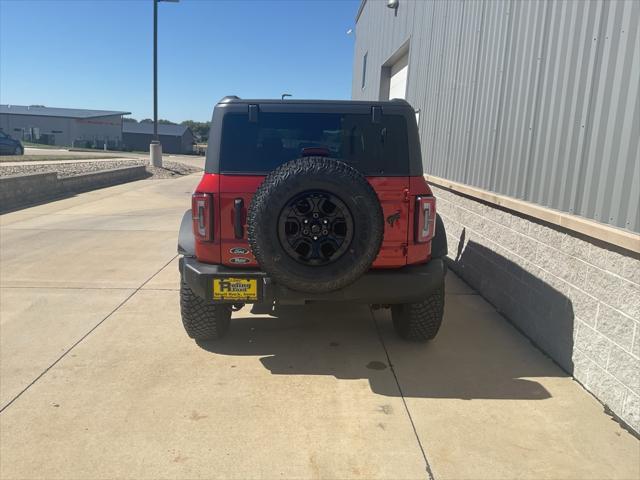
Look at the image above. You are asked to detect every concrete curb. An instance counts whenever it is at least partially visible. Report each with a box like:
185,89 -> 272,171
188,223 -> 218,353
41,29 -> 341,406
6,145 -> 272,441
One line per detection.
0,166 -> 148,213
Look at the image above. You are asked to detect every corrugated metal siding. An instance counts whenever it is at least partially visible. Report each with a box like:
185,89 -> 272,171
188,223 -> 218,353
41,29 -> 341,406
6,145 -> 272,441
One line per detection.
353,0 -> 640,233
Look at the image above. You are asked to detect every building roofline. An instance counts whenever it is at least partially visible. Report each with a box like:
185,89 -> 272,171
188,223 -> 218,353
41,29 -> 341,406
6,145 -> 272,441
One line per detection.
79,113 -> 132,119
0,105 -> 131,119
355,0 -> 367,23
1,112 -> 133,119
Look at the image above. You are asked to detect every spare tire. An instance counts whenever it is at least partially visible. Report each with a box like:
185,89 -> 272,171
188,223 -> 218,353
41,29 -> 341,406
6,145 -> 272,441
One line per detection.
248,157 -> 384,294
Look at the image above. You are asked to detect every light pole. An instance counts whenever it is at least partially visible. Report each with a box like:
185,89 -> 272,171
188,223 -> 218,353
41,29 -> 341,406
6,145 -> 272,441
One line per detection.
150,0 -> 179,167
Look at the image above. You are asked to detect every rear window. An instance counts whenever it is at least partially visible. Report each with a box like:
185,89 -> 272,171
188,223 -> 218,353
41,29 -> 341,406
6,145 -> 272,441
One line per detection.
219,112 -> 409,175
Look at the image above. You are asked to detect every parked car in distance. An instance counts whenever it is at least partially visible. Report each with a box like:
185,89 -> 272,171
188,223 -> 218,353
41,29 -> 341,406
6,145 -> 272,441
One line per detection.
178,97 -> 447,342
0,131 -> 23,155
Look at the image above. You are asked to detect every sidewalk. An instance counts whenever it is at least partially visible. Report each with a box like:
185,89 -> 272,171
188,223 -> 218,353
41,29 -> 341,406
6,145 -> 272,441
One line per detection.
0,175 -> 638,479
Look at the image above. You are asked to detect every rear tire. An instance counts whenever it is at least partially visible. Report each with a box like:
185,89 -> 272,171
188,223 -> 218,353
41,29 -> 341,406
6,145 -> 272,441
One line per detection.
180,279 -> 231,340
14,146 -> 23,156
391,286 -> 445,342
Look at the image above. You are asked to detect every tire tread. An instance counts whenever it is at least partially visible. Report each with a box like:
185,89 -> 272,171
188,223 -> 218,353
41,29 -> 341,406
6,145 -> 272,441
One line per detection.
180,279 -> 231,340
392,286 -> 445,341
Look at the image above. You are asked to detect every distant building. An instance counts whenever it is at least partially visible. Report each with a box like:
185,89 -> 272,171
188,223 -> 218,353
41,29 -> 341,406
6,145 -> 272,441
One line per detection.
0,105 -> 130,148
122,122 -> 195,154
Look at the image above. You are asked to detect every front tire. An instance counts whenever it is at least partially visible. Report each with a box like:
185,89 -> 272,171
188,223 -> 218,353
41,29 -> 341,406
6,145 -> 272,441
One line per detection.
180,279 -> 231,340
391,286 -> 445,342
14,146 -> 23,155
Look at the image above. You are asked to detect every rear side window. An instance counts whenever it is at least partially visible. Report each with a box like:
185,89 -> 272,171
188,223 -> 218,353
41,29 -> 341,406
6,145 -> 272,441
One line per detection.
219,112 -> 409,175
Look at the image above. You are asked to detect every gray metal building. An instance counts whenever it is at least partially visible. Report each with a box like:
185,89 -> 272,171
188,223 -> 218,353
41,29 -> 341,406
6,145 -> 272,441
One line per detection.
0,105 -> 130,149
122,122 -> 195,154
353,0 -> 639,233
353,0 -> 640,433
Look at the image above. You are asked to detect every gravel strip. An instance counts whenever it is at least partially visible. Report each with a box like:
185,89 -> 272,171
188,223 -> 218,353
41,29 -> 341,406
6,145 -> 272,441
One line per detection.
0,154 -> 123,162
0,159 -> 201,179
147,160 -> 201,179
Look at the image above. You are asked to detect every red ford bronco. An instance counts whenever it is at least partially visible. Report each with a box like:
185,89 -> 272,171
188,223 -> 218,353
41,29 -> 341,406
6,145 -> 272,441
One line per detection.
178,97 -> 447,342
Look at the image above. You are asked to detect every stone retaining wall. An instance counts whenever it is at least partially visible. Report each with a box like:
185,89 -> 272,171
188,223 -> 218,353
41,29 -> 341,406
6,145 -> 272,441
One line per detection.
432,183 -> 640,433
0,166 -> 148,213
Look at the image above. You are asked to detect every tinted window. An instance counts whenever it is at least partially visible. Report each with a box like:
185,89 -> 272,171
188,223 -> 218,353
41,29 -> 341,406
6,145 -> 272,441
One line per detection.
219,112 -> 409,175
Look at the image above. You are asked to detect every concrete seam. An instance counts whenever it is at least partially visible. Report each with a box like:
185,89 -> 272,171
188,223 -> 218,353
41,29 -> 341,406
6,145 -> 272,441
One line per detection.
2,228 -> 177,233
369,308 -> 436,480
139,288 -> 179,291
0,254 -> 178,414
4,213 -> 179,217
1,286 -> 137,291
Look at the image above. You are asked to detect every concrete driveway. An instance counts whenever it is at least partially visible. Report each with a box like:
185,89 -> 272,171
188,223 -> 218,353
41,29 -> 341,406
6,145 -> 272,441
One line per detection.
0,175 -> 638,479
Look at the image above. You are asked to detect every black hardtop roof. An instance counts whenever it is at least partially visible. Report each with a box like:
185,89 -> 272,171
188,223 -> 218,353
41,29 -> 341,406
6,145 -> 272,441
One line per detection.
206,96 -> 423,176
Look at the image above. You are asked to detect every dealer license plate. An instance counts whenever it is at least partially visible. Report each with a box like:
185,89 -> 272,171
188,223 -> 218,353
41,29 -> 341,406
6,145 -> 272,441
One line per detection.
213,278 -> 258,301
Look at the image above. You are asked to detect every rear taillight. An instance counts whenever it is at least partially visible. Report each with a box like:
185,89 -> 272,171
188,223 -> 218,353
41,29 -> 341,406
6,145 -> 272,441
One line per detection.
192,193 -> 213,241
415,196 -> 436,243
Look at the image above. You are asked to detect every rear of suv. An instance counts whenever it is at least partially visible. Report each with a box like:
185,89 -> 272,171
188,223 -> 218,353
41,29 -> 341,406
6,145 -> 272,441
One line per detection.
178,97 -> 447,342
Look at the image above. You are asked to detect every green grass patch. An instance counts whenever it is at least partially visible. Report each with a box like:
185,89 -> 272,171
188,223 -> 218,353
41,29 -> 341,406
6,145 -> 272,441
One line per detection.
21,141 -> 65,150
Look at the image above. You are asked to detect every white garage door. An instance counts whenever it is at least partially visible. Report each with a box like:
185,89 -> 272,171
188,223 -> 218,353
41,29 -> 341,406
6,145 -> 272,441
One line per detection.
388,52 -> 409,100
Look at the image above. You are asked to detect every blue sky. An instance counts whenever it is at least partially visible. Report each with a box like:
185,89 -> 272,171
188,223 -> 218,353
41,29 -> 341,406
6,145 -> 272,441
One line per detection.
0,0 -> 359,122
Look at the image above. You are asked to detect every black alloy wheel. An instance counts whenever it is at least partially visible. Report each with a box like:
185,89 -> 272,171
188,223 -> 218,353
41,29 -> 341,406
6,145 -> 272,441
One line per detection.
278,190 -> 354,266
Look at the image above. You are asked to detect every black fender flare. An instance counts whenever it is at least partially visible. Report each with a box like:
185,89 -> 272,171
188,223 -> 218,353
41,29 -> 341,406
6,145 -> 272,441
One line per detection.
431,214 -> 448,259
178,209 -> 195,256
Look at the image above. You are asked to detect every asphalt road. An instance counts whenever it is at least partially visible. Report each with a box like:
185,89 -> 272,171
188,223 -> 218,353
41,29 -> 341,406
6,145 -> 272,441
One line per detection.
0,174 -> 638,479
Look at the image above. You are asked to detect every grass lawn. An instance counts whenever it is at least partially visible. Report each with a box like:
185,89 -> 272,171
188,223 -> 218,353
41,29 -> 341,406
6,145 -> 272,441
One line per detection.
21,141 -> 65,150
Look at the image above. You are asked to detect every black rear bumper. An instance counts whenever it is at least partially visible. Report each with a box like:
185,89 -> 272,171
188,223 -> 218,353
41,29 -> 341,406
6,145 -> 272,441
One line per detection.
180,256 -> 446,305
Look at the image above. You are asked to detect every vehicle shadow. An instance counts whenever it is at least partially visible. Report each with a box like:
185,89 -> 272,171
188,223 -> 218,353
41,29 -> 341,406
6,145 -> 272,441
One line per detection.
452,236 -> 576,375
197,247 -> 574,401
